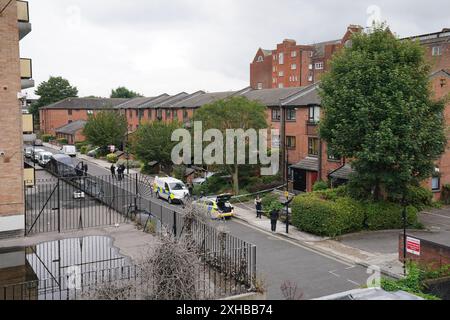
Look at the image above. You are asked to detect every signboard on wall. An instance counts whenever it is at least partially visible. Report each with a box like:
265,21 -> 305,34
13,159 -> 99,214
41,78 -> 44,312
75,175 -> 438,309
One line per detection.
406,237 -> 421,256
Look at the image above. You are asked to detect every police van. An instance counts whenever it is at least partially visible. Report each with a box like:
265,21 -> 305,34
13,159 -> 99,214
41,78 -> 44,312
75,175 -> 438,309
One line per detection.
153,176 -> 189,204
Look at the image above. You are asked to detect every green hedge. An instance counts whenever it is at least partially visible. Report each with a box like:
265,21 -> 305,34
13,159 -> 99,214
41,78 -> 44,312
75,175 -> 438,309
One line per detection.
291,194 -> 365,237
291,188 -> 420,237
80,145 -> 89,155
41,134 -> 55,143
364,202 -> 418,230
313,181 -> 328,192
106,153 -> 118,163
56,138 -> 68,145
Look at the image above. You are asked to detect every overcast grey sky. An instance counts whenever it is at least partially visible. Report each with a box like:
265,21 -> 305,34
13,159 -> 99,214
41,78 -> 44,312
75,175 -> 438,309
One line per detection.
20,0 -> 450,98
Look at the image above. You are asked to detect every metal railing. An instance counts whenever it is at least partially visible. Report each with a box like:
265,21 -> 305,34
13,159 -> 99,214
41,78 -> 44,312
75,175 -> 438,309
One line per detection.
20,58 -> 32,79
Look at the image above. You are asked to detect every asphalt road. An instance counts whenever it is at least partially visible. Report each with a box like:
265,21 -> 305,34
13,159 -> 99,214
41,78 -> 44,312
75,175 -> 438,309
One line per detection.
30,147 -> 371,300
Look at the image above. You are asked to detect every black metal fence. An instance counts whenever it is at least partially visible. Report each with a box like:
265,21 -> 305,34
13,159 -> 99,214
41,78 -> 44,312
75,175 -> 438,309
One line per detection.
20,161 -> 257,298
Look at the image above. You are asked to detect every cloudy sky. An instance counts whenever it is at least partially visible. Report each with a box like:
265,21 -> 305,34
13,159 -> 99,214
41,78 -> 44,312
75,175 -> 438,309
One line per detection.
20,0 -> 450,98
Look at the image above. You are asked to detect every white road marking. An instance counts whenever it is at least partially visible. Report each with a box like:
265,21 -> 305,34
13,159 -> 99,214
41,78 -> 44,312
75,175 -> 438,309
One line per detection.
422,212 -> 450,220
329,270 -> 341,278
347,279 -> 360,286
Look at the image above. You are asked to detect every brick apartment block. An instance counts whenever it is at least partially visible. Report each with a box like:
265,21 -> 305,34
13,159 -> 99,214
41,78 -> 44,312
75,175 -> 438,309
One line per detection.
0,0 -> 33,237
40,27 -> 450,198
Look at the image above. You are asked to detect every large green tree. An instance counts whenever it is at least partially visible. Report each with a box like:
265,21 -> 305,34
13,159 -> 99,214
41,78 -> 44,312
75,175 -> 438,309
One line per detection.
194,96 -> 268,194
132,121 -> 182,174
319,26 -> 447,200
30,76 -> 78,120
83,111 -> 128,148
110,86 -> 143,98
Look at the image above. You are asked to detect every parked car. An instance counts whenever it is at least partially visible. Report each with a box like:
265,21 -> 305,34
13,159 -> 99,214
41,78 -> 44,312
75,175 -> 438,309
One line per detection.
31,148 -> 45,163
87,146 -> 108,158
192,194 -> 234,220
33,139 -> 43,146
24,146 -> 33,158
38,151 -> 53,167
192,172 -> 216,186
153,176 -> 189,204
61,145 -> 77,157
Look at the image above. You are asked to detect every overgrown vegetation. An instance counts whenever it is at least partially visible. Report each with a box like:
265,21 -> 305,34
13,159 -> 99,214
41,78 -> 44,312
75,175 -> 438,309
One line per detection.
381,263 -> 450,300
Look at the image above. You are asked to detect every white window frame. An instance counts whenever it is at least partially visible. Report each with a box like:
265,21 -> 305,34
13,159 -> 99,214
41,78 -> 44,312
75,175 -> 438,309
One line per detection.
257,82 -> 263,90
291,51 -> 297,58
315,62 -> 324,70
278,71 -> 284,77
432,46 -> 442,56
279,53 -> 284,65
291,64 -> 297,70
257,56 -> 264,62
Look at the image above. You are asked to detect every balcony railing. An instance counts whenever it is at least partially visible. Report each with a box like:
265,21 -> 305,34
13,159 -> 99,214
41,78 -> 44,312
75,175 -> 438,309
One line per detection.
17,1 -> 29,23
20,58 -> 32,79
22,114 -> 33,133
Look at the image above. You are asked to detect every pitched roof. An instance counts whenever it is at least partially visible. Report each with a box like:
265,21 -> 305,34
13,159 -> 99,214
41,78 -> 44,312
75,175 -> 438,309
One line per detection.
430,69 -> 450,79
281,83 -> 321,106
168,91 -> 238,109
329,164 -> 354,180
156,91 -> 205,109
42,98 -> 129,110
291,157 -> 319,172
114,94 -> 169,110
242,87 -> 307,107
55,120 -> 87,135
139,92 -> 190,109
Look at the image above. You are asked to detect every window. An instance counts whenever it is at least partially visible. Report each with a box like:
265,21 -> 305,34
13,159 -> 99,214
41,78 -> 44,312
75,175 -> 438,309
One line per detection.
183,110 -> 189,121
309,64 -> 313,70
279,53 -> 284,64
129,110 -> 133,118
257,55 -> 264,62
278,83 -> 284,88
432,176 -> 440,191
308,138 -> 319,156
135,109 -> 139,118
278,71 -> 284,77
68,120 -> 72,124
257,82 -> 263,90
286,108 -> 296,121
166,110 -> 171,119
308,105 -> 321,123
138,109 -> 144,119
291,51 -> 297,58
286,136 -> 296,149
315,62 -> 324,70
272,109 -> 281,121
157,109 -> 162,119
432,46 -> 442,56
327,148 -> 341,161
291,64 -> 297,70
273,66 -> 276,72
68,109 -> 72,116
148,109 -> 152,119
309,51 -> 314,58
308,75 -> 313,82
273,78 -> 276,83
173,110 -> 178,120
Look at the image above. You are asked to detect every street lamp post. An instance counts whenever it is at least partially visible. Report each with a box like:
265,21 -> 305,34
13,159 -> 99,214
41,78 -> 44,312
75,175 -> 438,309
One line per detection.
402,194 -> 407,277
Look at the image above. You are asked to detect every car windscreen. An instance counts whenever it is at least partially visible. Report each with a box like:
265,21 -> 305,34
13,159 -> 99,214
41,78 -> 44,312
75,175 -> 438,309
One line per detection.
57,157 -> 73,166
169,183 -> 185,191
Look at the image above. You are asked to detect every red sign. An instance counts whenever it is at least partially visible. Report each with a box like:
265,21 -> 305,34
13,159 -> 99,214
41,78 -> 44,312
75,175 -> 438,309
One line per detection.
406,237 -> 421,256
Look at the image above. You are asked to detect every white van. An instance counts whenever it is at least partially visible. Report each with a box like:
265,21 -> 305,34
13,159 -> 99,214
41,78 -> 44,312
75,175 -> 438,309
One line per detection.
153,176 -> 189,204
61,145 -> 77,157
38,151 -> 53,167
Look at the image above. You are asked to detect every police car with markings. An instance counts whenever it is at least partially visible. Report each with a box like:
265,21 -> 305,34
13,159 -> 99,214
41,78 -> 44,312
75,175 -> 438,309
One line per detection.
192,194 -> 234,220
153,176 -> 189,204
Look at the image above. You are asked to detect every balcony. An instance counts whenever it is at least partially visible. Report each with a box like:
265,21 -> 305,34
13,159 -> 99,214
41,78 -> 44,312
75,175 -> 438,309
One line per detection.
20,58 -> 34,89
17,1 -> 31,40
22,114 -> 33,134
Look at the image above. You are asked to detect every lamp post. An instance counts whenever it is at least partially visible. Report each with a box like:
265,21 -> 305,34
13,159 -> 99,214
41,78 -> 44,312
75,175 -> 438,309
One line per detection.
401,193 -> 407,277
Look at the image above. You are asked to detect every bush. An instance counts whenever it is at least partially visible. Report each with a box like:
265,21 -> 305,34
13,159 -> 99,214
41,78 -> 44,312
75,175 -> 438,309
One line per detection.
56,138 -> 68,145
313,181 -> 328,192
364,202 -> 419,230
405,185 -> 433,210
75,141 -> 89,150
261,193 -> 280,216
106,153 -> 118,163
80,145 -> 89,155
41,134 -> 54,143
116,159 -> 142,169
291,194 -> 365,237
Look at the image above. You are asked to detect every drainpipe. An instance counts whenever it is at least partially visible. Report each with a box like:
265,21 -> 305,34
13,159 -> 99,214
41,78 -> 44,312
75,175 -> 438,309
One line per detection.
279,100 -> 287,187
318,138 -> 323,181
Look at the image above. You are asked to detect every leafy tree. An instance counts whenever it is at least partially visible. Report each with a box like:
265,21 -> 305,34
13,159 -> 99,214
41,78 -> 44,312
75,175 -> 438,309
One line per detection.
30,76 -> 78,120
83,111 -> 128,148
132,121 -> 182,174
110,86 -> 143,98
319,25 -> 447,200
194,96 -> 268,194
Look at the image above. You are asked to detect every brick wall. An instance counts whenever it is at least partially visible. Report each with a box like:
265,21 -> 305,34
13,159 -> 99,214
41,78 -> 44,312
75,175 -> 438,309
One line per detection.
399,234 -> 450,270
0,1 -> 24,222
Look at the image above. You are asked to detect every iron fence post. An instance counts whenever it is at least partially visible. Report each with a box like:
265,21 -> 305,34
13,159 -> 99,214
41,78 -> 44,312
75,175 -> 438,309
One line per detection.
57,178 -> 61,233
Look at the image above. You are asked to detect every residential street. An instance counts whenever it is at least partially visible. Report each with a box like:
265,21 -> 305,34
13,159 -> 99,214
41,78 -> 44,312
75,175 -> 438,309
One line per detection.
224,220 -> 370,300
